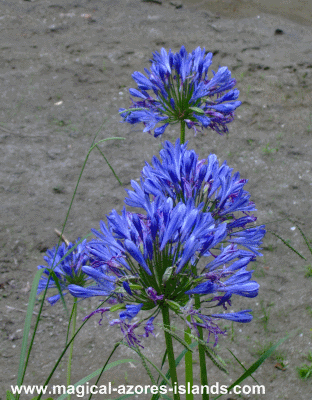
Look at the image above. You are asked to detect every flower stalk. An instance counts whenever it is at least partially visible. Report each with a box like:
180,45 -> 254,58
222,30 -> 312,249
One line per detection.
195,294 -> 209,400
180,120 -> 186,145
67,298 -> 77,400
161,304 -> 180,400
184,322 -> 194,400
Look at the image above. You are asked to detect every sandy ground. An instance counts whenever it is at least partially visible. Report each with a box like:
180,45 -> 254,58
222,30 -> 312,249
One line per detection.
1,0 -> 312,399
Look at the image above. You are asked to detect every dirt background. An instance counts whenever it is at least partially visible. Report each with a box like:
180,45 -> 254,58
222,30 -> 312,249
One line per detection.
1,0 -> 312,399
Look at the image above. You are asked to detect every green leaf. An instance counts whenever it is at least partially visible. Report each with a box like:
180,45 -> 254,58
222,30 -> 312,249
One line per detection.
187,333 -> 227,373
110,303 -> 126,312
151,342 -> 199,400
6,391 -> 15,400
166,300 -> 181,312
135,346 -> 157,385
17,269 -> 44,388
129,284 -> 143,290
189,107 -> 205,114
119,107 -> 149,114
161,327 -> 193,353
268,230 -> 306,260
227,348 -> 259,385
162,267 -> 174,284
122,343 -> 171,387
95,145 -> 122,185
288,218 -> 312,256
202,346 -> 228,374
56,359 -> 136,400
212,334 -> 290,400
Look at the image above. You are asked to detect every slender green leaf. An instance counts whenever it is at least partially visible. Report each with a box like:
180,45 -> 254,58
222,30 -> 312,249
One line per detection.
56,359 -> 136,400
161,327 -> 193,353
135,346 -> 157,385
212,334 -> 289,400
6,391 -> 15,400
288,219 -> 312,256
227,348 -> 259,385
152,342 -> 199,400
88,342 -> 122,400
110,303 -> 126,312
95,145 -> 122,185
186,333 -> 228,373
49,270 -> 68,317
122,343 -> 171,387
17,269 -> 44,388
268,230 -> 306,260
189,107 -> 205,114
118,107 -> 149,114
157,350 -> 168,384
202,346 -> 228,374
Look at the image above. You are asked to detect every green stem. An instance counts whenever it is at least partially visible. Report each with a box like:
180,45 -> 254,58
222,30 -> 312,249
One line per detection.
184,321 -> 194,400
161,304 -> 180,400
195,294 -> 209,400
67,298 -> 77,400
180,120 -> 186,144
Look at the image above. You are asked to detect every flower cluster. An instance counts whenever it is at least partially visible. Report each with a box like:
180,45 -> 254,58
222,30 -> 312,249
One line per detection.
125,139 -> 258,238
37,239 -> 90,305
119,46 -> 241,137
37,46 -> 262,348
38,141 -> 263,348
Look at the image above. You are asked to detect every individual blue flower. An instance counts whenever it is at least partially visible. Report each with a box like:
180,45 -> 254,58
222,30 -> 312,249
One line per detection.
37,239 -> 90,305
181,301 -> 227,346
120,46 -> 241,137
211,309 -> 253,323
68,265 -> 116,299
119,304 -> 143,321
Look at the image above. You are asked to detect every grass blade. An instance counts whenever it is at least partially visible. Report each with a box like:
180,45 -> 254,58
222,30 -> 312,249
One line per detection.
88,342 -> 122,400
17,269 -> 44,389
151,342 -> 198,400
56,359 -> 136,400
268,230 -> 306,260
227,348 -> 259,385
6,391 -> 15,400
161,326 -> 194,353
95,145 -> 122,185
287,218 -> 312,256
212,334 -> 289,400
157,349 -> 167,384
186,333 -> 228,373
122,343 -> 171,387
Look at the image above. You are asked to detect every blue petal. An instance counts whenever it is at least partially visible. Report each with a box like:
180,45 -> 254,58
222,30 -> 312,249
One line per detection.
211,310 -> 253,323
124,240 -> 152,275
154,123 -> 169,137
185,281 -> 215,295
119,303 -> 143,321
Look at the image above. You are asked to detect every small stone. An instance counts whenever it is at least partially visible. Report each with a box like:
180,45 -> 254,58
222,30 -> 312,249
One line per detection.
274,28 -> 284,35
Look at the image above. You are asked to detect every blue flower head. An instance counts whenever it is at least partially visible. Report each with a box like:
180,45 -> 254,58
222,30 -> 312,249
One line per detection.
80,194 -> 263,346
37,239 -> 91,305
73,143 -> 264,347
126,139 -> 260,235
120,46 -> 241,137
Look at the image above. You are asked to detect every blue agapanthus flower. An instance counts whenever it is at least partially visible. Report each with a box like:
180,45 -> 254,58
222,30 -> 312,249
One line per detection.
72,188 -> 264,346
119,46 -> 241,137
125,139 -> 261,235
37,239 -> 90,305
